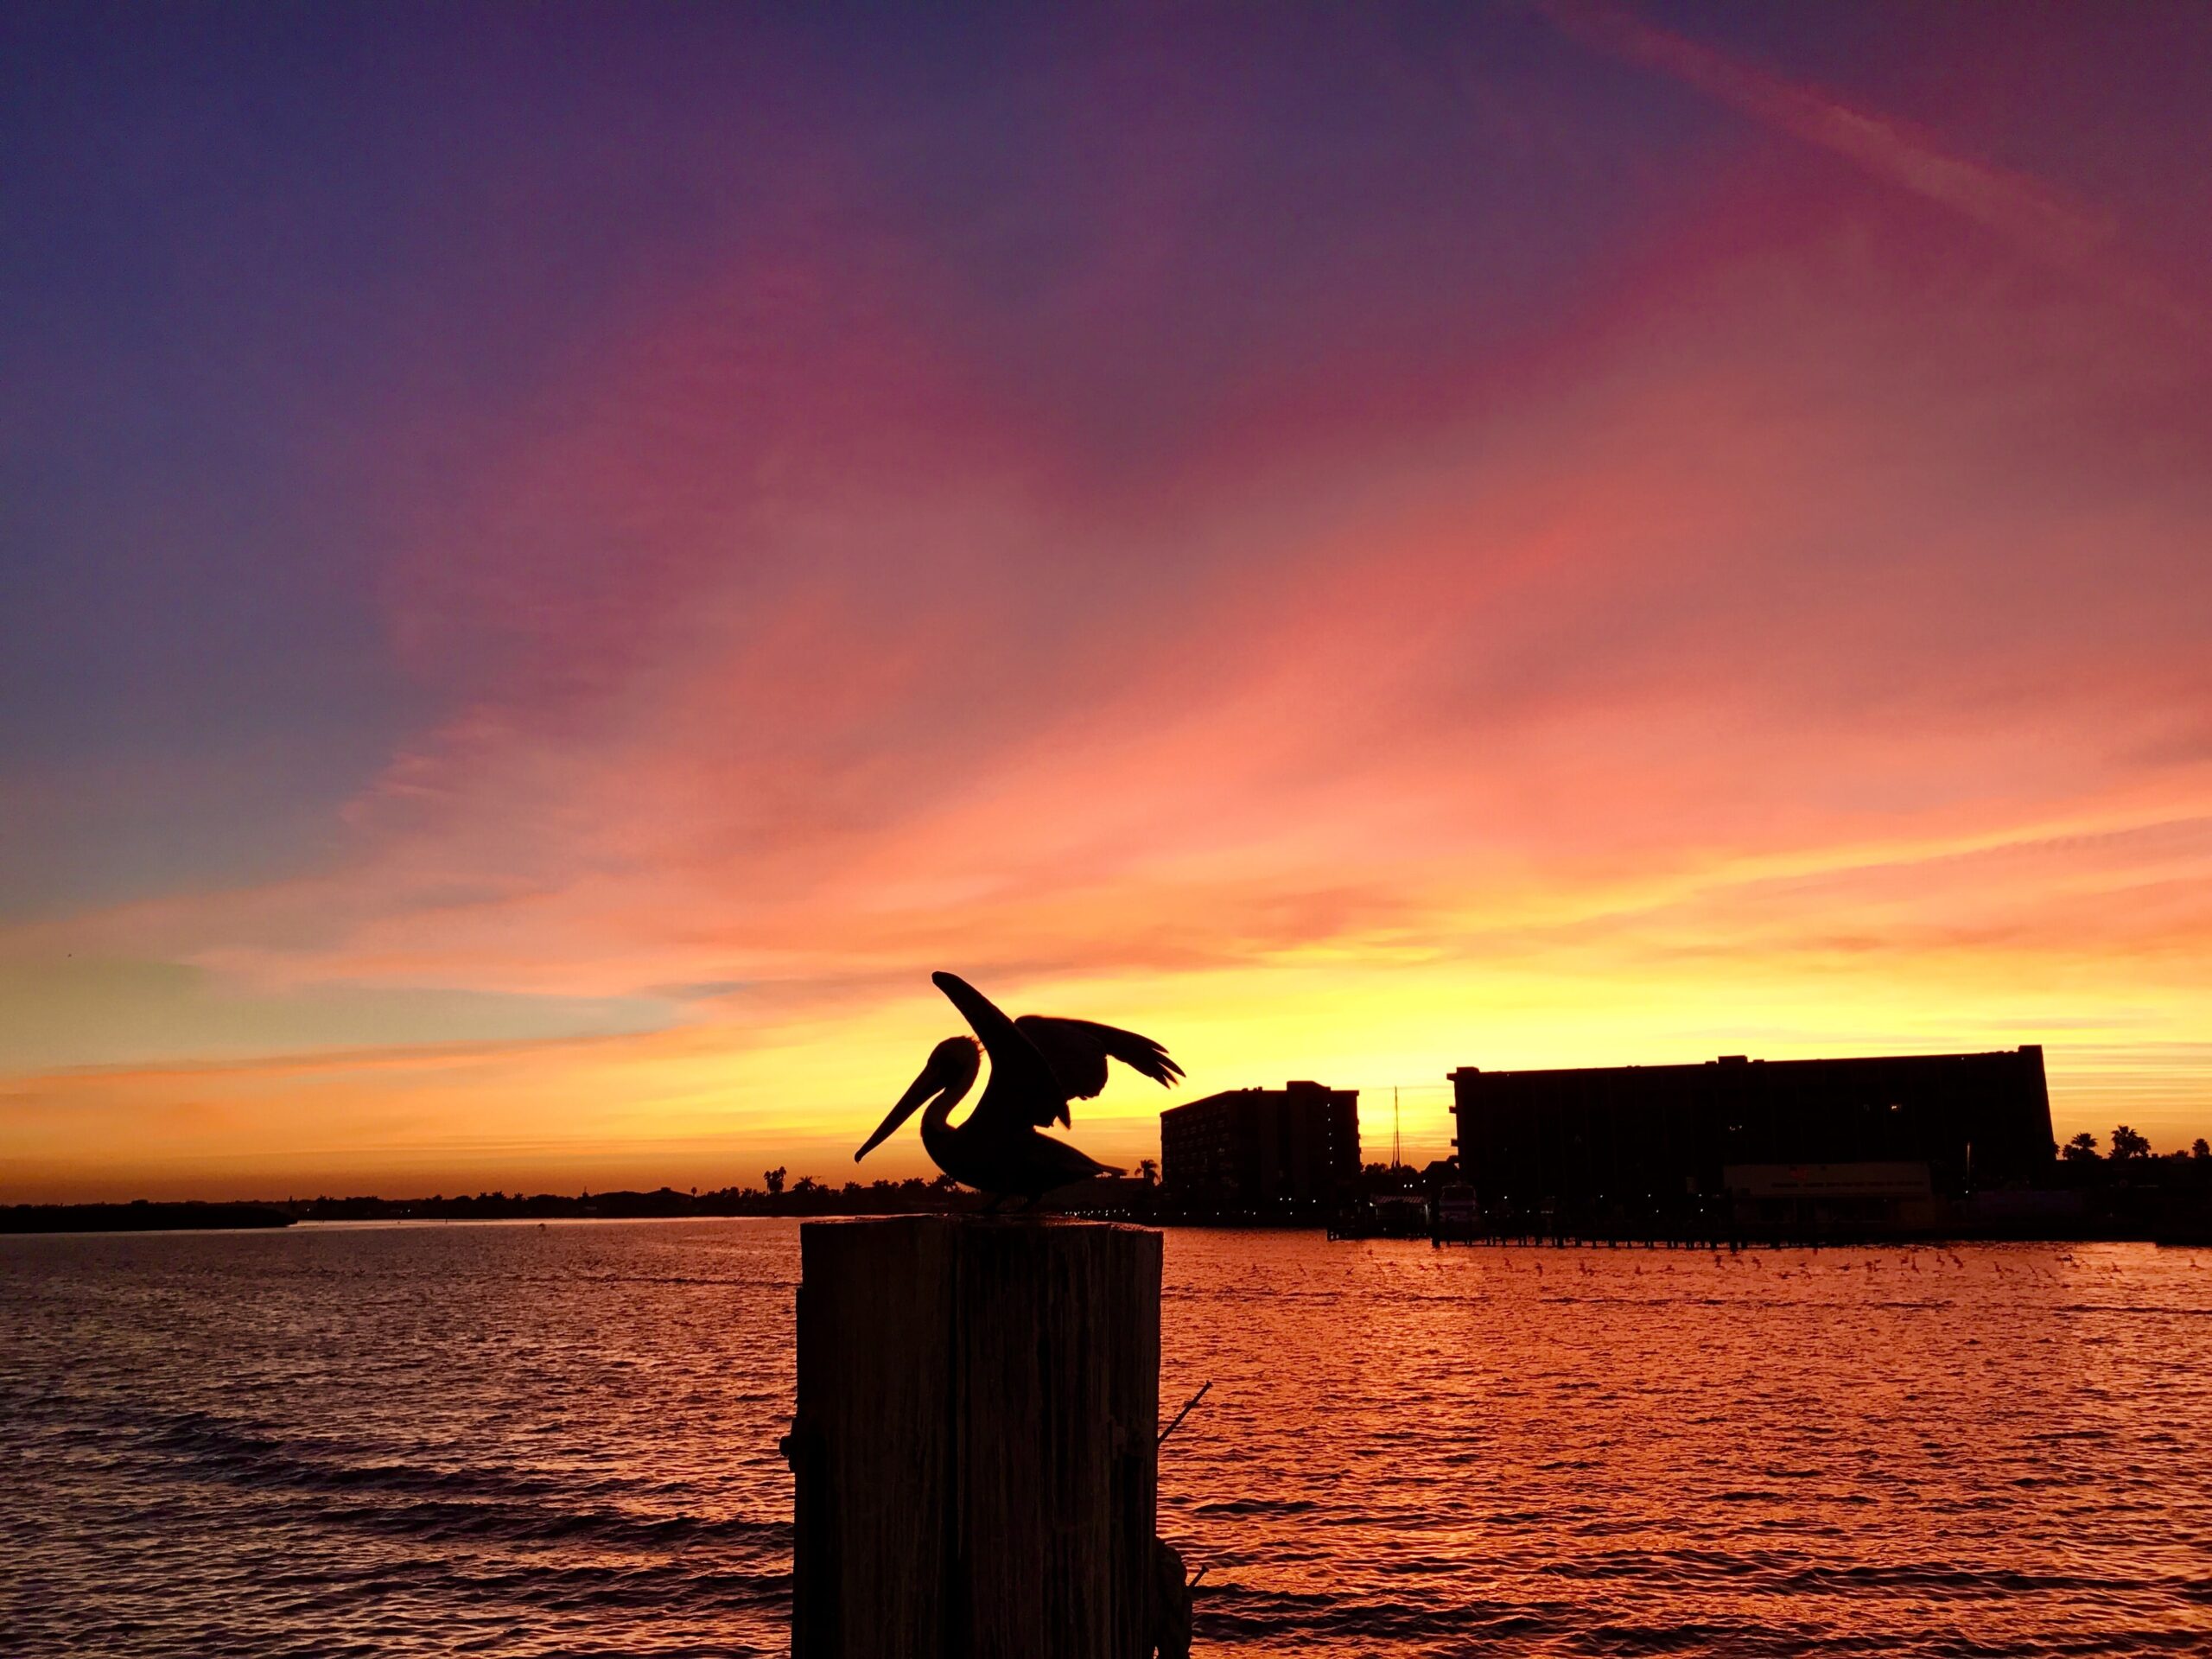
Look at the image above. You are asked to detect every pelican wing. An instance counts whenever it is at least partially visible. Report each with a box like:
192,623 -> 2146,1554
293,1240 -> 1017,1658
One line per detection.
1015,1015 -> 1185,1103
932,972 -> 1067,1134
1026,1131 -> 1124,1186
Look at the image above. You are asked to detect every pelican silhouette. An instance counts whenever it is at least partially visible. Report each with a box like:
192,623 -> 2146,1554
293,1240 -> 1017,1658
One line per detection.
855,971 -> 1183,1205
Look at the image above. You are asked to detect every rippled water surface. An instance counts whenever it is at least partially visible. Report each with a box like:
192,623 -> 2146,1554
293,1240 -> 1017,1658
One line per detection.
5,1223 -> 2209,1656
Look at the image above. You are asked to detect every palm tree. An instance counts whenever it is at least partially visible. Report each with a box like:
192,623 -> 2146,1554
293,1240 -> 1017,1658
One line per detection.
2110,1125 -> 2151,1161
2061,1132 -> 2100,1162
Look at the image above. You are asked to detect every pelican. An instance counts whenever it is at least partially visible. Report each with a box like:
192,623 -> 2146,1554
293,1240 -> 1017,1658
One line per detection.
855,970 -> 1183,1205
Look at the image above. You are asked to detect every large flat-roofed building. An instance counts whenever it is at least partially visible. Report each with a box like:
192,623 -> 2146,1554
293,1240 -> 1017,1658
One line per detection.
1449,1046 -> 2054,1212
1160,1082 -> 1360,1209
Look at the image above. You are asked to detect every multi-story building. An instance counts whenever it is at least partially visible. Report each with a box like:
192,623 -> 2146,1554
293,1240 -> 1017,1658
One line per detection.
1160,1082 -> 1361,1211
1449,1046 -> 2054,1217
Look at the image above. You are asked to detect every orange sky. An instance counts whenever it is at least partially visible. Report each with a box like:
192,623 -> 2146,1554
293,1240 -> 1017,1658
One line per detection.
4,5 -> 2209,1199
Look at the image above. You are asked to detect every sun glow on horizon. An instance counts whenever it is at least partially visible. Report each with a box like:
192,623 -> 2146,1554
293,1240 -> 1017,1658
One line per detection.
3,5 -> 2209,1200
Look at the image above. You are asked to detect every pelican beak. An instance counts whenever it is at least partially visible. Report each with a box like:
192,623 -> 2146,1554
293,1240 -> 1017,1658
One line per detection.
856,1063 -> 940,1162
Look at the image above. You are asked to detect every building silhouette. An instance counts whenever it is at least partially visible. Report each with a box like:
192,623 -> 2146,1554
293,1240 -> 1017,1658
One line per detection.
1160,1083 -> 1360,1212
1449,1046 -> 2055,1230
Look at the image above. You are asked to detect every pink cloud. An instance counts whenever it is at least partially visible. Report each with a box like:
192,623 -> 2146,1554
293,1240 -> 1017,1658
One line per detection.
8,72 -> 2211,1195
1537,0 -> 2208,338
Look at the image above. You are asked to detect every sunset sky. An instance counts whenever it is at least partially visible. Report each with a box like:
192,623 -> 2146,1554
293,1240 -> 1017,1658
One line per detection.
4,3 -> 2210,1200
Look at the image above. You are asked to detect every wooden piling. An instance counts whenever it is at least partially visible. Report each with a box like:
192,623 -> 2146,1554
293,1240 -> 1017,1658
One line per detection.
787,1216 -> 1163,1659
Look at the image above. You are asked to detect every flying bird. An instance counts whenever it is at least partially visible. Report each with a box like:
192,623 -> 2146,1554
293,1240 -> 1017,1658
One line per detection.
855,971 -> 1183,1205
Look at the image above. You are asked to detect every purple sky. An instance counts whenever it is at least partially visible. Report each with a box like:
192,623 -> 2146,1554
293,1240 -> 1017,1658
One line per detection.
4,3 -> 2209,1198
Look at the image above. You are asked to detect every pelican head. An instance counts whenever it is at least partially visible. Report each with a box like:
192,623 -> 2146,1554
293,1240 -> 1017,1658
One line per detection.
856,1035 -> 980,1161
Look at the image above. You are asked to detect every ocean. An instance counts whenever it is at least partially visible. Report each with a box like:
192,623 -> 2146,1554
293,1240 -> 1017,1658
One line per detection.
4,1221 -> 2209,1656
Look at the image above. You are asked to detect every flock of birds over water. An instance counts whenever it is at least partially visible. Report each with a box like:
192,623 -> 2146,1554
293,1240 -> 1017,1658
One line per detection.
1479,1250 -> 2107,1280
1334,1249 -> 2198,1287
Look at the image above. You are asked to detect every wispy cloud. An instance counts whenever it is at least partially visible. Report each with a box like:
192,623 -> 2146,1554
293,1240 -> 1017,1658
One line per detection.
1538,0 -> 2205,337
5,6 -> 2209,1196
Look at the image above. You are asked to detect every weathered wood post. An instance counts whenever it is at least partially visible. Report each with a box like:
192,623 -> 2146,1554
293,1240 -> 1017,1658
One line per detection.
787,1215 -> 1162,1659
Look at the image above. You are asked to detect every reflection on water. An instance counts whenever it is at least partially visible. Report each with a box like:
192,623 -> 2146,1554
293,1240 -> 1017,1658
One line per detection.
3,1222 -> 2209,1656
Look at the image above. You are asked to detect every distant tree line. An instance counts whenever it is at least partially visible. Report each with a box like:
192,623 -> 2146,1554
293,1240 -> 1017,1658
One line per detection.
277,1164 -> 1174,1223
2,1200 -> 294,1234
290,1173 -> 991,1223
16,1135 -> 2209,1236
2057,1127 -> 2212,1179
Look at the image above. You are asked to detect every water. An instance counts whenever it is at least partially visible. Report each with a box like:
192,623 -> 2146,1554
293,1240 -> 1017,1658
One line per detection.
4,1223 -> 2209,1657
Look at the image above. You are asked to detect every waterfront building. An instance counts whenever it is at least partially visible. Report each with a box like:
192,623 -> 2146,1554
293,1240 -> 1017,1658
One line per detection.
1721,1160 -> 1941,1235
1449,1046 -> 2055,1225
1160,1082 -> 1361,1211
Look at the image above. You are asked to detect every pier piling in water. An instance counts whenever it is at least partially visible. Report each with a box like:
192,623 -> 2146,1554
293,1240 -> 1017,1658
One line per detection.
786,1216 -> 1163,1659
